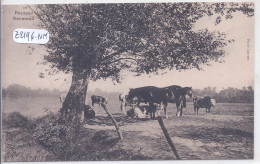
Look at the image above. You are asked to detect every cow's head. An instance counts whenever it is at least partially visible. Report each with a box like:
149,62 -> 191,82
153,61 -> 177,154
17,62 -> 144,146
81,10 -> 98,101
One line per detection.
192,96 -> 198,103
184,87 -> 193,98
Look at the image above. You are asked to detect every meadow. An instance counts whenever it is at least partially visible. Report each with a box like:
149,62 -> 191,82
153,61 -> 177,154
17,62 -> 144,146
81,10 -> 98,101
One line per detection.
2,96 -> 254,161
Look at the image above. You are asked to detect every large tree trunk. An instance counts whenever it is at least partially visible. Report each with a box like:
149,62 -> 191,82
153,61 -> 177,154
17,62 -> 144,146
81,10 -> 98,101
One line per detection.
60,71 -> 90,123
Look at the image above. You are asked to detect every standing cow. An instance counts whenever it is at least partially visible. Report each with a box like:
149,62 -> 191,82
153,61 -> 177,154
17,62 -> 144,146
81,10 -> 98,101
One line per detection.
91,95 -> 108,107
193,96 -> 216,114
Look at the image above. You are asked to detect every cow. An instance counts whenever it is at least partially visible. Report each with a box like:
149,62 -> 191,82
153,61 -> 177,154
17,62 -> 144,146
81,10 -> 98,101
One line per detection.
119,93 -> 128,115
193,96 -> 216,114
91,95 -> 108,107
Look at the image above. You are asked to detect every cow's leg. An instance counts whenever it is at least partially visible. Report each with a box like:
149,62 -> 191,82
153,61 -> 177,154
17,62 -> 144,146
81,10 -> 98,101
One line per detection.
152,106 -> 156,119
148,103 -> 152,119
163,106 -> 168,118
180,105 -> 183,116
162,102 -> 168,118
149,109 -> 155,119
208,107 -> 211,113
176,103 -> 181,116
80,109 -> 85,123
194,107 -> 198,115
164,107 -> 168,118
156,102 -> 162,116
149,102 -> 156,119
151,111 -> 155,119
176,100 -> 183,116
92,101 -> 94,107
120,101 -> 126,115
137,101 -> 140,107
194,106 -> 199,115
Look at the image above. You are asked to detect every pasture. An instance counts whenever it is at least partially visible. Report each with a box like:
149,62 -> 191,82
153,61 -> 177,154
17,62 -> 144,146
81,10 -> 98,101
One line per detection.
2,96 -> 254,161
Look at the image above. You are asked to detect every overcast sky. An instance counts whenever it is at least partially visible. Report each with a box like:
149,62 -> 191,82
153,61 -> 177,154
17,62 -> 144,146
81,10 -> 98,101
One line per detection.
2,4 -> 254,93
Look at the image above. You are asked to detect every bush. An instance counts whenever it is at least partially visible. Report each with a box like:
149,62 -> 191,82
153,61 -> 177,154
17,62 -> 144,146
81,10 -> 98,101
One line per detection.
2,112 -> 29,128
30,113 -> 67,149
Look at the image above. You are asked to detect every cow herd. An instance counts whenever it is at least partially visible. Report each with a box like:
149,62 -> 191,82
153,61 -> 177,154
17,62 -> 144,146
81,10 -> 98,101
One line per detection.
60,85 -> 216,120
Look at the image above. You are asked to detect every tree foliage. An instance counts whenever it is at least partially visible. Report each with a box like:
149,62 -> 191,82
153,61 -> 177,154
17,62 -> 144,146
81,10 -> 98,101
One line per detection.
30,2 -> 254,82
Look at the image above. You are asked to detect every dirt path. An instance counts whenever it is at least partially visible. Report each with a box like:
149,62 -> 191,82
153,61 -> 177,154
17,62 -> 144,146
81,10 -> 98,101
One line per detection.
83,113 -> 254,160
84,120 -> 162,138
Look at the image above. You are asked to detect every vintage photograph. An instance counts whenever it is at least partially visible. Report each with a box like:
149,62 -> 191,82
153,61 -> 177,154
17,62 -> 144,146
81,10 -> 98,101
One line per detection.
1,1 -> 255,161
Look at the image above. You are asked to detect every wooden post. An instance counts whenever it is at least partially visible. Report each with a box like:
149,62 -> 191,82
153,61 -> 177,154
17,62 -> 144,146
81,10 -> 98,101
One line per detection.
158,116 -> 181,160
101,103 -> 123,140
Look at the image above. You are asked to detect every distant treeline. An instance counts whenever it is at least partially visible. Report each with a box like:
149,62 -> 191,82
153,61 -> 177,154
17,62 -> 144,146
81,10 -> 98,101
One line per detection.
2,84 -> 62,99
1,84 -> 121,101
2,84 -> 254,103
193,86 -> 254,103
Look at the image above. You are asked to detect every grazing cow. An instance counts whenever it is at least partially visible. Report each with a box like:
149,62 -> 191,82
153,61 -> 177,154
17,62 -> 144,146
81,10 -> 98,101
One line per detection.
193,96 -> 216,114
60,93 -> 67,103
119,93 -> 128,115
91,95 -> 108,107
83,105 -> 95,119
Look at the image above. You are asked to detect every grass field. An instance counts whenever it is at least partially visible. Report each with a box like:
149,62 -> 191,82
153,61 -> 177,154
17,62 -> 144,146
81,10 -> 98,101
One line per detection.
2,97 -> 254,161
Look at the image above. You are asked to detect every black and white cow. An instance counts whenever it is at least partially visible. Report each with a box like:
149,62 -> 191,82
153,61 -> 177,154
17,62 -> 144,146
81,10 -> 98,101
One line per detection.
91,95 -> 108,107
193,96 -> 216,114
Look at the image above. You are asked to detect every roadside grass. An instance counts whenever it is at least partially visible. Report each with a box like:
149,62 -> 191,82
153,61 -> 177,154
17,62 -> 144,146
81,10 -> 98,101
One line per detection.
2,111 -> 151,162
2,112 -> 56,162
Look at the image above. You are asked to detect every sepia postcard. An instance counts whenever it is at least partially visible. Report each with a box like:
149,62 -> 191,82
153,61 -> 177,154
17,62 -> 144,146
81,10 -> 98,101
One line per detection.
1,0 -> 257,163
